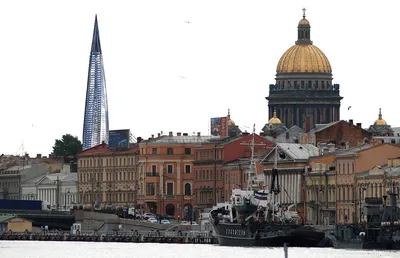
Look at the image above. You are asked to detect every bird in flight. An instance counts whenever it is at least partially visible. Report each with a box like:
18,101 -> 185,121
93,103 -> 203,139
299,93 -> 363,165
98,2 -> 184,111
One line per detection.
184,21 -> 192,24
348,106 -> 352,110
179,76 -> 186,79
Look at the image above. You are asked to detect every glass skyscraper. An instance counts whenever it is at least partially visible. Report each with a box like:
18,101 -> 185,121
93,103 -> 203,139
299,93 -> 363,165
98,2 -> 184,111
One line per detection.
82,15 -> 109,150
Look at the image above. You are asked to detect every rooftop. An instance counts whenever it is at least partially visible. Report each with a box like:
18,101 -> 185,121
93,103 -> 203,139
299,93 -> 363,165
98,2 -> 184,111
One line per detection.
142,135 -> 215,145
0,215 -> 16,223
21,172 -> 77,186
277,143 -> 319,160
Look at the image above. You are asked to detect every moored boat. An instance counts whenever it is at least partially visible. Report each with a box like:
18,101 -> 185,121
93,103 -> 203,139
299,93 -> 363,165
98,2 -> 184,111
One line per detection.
210,124 -> 335,247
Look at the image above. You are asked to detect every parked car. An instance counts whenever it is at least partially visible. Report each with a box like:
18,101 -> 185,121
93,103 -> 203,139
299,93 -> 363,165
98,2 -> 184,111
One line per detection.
148,218 -> 158,223
160,219 -> 170,224
143,213 -> 156,220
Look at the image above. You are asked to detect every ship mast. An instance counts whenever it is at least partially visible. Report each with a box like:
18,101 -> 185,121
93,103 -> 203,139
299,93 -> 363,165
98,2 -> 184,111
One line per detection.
241,124 -> 265,191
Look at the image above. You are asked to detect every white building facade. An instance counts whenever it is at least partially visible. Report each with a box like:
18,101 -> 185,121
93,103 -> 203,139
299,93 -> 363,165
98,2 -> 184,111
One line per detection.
21,172 -> 78,211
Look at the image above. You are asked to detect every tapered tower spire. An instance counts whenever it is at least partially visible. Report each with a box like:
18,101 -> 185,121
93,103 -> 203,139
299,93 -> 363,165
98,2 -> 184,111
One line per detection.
91,15 -> 102,53
82,15 -> 109,150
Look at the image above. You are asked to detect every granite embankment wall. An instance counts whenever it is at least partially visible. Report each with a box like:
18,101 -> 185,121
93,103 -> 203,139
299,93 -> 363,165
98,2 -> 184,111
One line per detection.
73,211 -> 196,232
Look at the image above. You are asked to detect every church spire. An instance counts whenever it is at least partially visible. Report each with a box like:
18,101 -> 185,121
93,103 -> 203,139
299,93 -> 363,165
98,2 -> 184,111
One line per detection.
91,14 -> 102,53
296,8 -> 312,45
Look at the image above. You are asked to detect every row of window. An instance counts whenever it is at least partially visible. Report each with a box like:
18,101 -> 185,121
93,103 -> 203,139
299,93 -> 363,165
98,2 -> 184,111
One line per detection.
79,156 -> 137,168
149,164 -> 191,174
337,162 -> 354,175
146,182 -> 192,196
0,180 -> 18,190
197,189 -> 224,204
276,80 -> 332,90
195,149 -> 223,161
80,191 -> 136,204
79,170 -> 136,183
308,185 -> 400,203
141,148 -> 192,155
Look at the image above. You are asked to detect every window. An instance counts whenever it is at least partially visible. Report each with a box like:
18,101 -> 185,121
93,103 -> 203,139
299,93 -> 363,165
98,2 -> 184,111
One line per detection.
185,148 -> 191,155
152,148 -> 157,154
167,183 -> 173,195
152,165 -> 156,173
185,164 -> 191,174
184,183 -> 191,195
146,183 -> 155,195
167,165 -> 173,174
167,148 -> 173,155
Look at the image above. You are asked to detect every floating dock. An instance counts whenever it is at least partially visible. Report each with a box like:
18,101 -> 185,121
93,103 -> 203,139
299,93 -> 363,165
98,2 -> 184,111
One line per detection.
0,231 -> 218,244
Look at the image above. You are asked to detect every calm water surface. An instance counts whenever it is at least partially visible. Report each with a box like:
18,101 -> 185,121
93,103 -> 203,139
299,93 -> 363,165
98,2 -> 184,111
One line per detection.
0,241 -> 398,258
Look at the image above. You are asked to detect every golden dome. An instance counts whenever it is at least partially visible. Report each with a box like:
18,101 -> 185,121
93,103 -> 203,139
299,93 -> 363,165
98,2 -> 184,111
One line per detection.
374,108 -> 387,126
299,18 -> 310,25
269,109 -> 282,124
276,44 -> 332,73
227,109 -> 235,126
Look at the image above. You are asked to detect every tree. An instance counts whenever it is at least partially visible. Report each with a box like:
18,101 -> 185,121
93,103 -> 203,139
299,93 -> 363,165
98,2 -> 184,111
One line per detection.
52,134 -> 83,159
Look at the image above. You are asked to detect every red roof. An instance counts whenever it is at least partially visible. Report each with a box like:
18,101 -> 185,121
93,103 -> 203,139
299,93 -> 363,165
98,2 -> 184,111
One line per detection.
78,143 -> 139,156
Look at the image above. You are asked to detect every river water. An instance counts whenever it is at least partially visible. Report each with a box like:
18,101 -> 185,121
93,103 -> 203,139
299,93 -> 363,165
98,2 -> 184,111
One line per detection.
0,241 -> 397,258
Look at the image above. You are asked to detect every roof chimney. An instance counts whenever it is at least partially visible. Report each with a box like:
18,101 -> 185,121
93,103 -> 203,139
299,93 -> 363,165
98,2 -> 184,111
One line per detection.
177,132 -> 181,136
157,133 -> 161,137
259,132 -> 265,137
197,132 -> 201,136
137,137 -> 142,143
183,133 -> 188,136
169,131 -> 173,137
356,123 -> 361,128
151,134 -> 154,139
349,119 -> 353,125
36,154 -> 42,159
242,131 -> 250,136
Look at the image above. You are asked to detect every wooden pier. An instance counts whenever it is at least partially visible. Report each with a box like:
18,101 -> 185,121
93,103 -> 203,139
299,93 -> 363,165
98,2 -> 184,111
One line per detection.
0,231 -> 218,244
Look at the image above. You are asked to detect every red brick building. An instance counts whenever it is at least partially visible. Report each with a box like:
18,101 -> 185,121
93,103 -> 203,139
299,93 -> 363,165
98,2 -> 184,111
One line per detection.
193,133 -> 274,210
298,120 -> 372,148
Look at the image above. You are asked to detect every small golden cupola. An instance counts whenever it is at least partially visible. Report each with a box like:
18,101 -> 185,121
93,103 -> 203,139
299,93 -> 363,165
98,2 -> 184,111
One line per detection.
269,108 -> 282,124
374,108 -> 387,126
227,109 -> 235,126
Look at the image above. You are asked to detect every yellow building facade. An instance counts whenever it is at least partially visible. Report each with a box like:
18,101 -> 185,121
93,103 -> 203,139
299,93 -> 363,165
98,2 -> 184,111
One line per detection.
0,216 -> 32,233
305,153 -> 336,225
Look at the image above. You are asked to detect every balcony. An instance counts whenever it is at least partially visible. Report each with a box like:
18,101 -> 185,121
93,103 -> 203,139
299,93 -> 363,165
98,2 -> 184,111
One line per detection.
146,172 -> 159,177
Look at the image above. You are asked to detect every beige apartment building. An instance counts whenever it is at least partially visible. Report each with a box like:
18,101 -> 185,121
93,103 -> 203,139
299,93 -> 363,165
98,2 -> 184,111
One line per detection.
335,144 -> 400,224
77,142 -> 139,209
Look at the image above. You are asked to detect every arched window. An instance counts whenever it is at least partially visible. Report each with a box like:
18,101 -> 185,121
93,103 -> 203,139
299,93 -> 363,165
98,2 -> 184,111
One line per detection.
184,183 -> 191,196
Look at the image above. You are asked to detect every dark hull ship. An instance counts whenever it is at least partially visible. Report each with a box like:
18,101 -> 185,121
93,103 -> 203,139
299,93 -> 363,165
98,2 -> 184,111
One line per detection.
210,204 -> 333,247
210,125 -> 335,248
337,185 -> 400,250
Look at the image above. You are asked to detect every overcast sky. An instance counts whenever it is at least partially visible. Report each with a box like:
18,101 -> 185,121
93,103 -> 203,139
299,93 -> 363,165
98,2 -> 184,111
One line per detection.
0,0 -> 398,156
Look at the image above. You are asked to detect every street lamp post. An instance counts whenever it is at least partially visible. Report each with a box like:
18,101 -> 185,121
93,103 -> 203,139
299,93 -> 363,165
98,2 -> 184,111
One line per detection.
64,188 -> 70,211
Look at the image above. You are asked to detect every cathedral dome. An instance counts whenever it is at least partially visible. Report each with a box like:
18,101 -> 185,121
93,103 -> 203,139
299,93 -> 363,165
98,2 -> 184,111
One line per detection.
298,18 -> 310,25
269,109 -> 282,124
276,10 -> 332,74
374,108 -> 387,126
276,45 -> 332,73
